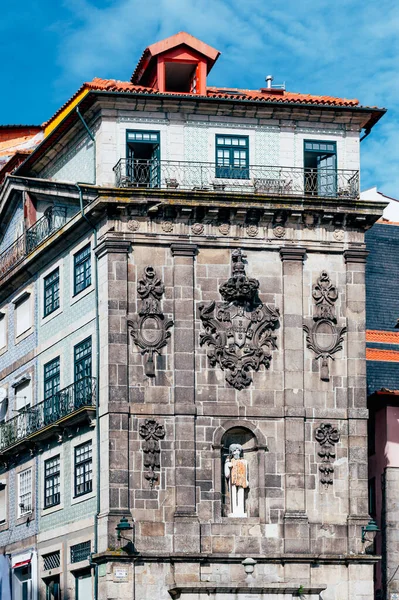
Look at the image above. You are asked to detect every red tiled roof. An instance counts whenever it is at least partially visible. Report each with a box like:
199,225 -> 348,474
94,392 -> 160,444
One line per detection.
367,348 -> 399,362
367,330 -> 399,344
42,76 -> 383,130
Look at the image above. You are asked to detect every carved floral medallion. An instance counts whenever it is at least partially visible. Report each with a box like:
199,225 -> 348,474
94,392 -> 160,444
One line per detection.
199,249 -> 280,390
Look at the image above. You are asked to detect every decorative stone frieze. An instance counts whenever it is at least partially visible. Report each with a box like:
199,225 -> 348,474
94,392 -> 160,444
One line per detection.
219,223 -> 230,236
315,423 -> 340,486
199,248 -> 280,390
303,270 -> 346,381
139,419 -> 165,487
127,219 -> 140,232
191,223 -> 204,235
128,266 -> 173,376
161,220 -> 174,233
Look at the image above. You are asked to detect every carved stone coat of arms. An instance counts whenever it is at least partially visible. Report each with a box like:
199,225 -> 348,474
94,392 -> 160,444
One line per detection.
199,249 -> 280,390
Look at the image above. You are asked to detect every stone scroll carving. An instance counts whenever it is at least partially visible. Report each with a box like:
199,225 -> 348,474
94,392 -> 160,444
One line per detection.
128,266 -> 173,377
139,419 -> 165,487
303,270 -> 346,381
315,423 -> 340,486
199,249 -> 280,390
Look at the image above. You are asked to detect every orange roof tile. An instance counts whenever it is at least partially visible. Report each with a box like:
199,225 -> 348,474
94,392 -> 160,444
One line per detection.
367,348 -> 399,362
367,330 -> 399,344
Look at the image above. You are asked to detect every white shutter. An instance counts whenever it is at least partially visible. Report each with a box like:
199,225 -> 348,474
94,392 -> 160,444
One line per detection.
0,483 -> 6,523
15,295 -> 31,337
15,380 -> 32,411
0,313 -> 6,348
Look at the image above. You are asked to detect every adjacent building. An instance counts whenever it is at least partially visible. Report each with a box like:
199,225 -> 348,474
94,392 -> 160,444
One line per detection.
363,187 -> 399,600
0,32 -> 387,600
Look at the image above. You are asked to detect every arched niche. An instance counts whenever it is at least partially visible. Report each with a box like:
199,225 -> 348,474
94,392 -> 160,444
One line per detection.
213,421 -> 267,521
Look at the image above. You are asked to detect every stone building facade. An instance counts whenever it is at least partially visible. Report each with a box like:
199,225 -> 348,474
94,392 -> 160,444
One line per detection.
0,32 -> 386,600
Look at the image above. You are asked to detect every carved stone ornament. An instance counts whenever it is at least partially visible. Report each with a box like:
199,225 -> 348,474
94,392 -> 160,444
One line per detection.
219,223 -> 230,236
303,270 -> 346,381
246,224 -> 259,238
161,220 -> 174,233
127,219 -> 140,232
272,225 -> 285,238
199,249 -> 280,390
191,223 -> 204,235
128,266 -> 173,376
139,419 -> 165,487
333,229 -> 344,241
315,423 -> 340,486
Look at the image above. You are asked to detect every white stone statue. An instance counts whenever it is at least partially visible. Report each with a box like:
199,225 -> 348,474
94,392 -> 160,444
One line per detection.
224,443 -> 249,517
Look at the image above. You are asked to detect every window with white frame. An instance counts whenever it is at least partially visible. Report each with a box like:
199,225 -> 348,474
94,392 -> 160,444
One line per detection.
74,441 -> 93,497
0,480 -> 7,524
14,293 -> 32,338
18,468 -> 32,517
0,311 -> 6,349
44,455 -> 61,508
15,379 -> 32,412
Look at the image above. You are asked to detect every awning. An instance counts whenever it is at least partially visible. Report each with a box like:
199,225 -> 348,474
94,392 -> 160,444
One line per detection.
12,559 -> 31,569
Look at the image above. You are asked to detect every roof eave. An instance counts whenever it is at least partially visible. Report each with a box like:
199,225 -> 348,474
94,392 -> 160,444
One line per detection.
16,89 -> 386,175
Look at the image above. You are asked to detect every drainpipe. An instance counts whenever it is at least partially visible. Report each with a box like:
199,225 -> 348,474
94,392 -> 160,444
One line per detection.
75,182 -> 100,600
76,106 -> 96,184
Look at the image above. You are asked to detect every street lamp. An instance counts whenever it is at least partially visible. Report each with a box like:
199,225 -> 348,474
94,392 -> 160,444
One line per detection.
116,517 -> 133,542
361,519 -> 379,547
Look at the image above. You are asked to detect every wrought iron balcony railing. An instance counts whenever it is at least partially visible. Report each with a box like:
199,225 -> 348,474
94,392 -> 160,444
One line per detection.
0,377 -> 96,453
0,206 -> 68,280
113,159 -> 359,199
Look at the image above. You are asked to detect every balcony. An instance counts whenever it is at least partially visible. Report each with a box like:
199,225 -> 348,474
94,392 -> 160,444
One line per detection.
0,377 -> 96,456
0,206 -> 68,281
113,159 -> 359,199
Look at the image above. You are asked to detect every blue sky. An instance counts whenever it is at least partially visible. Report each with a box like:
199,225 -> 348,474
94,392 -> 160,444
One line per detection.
1,0 -> 398,196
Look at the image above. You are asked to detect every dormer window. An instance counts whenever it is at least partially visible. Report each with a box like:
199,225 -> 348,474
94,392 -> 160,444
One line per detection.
131,32 -> 220,96
164,61 -> 199,93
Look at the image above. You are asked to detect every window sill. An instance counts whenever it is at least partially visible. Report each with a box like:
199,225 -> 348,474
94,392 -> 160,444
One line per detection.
0,345 -> 7,357
42,503 -> 63,517
0,520 -> 8,533
15,327 -> 34,345
71,490 -> 95,506
15,512 -> 34,526
71,285 -> 94,306
41,306 -> 63,326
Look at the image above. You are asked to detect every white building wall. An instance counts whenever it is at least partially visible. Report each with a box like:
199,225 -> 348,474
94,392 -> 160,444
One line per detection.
95,110 -> 360,188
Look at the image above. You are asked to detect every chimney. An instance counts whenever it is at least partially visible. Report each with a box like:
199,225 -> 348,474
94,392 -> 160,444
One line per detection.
265,75 -> 273,89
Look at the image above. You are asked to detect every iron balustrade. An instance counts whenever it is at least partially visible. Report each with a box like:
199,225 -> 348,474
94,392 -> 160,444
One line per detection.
0,377 -> 96,452
113,158 -> 359,199
0,206 -> 68,280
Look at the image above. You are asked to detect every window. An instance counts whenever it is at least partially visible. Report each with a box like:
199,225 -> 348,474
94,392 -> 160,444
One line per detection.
43,551 -> 60,571
71,541 -> 91,563
74,338 -> 92,407
74,245 -> 91,295
0,311 -> 6,350
44,358 -> 60,423
126,130 -> 160,188
215,135 -> 249,179
368,477 -> 376,518
13,564 -> 32,600
18,468 -> 32,517
304,140 -> 337,197
75,572 -> 92,600
74,441 -> 92,497
15,379 -> 32,412
45,576 -> 60,600
0,480 -> 7,524
44,455 -> 61,508
14,293 -> 32,337
44,268 -> 60,317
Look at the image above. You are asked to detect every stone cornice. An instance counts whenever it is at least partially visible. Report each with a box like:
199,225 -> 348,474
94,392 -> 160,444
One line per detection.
94,238 -> 131,258
279,247 -> 307,262
344,248 -> 369,263
170,243 -> 198,257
